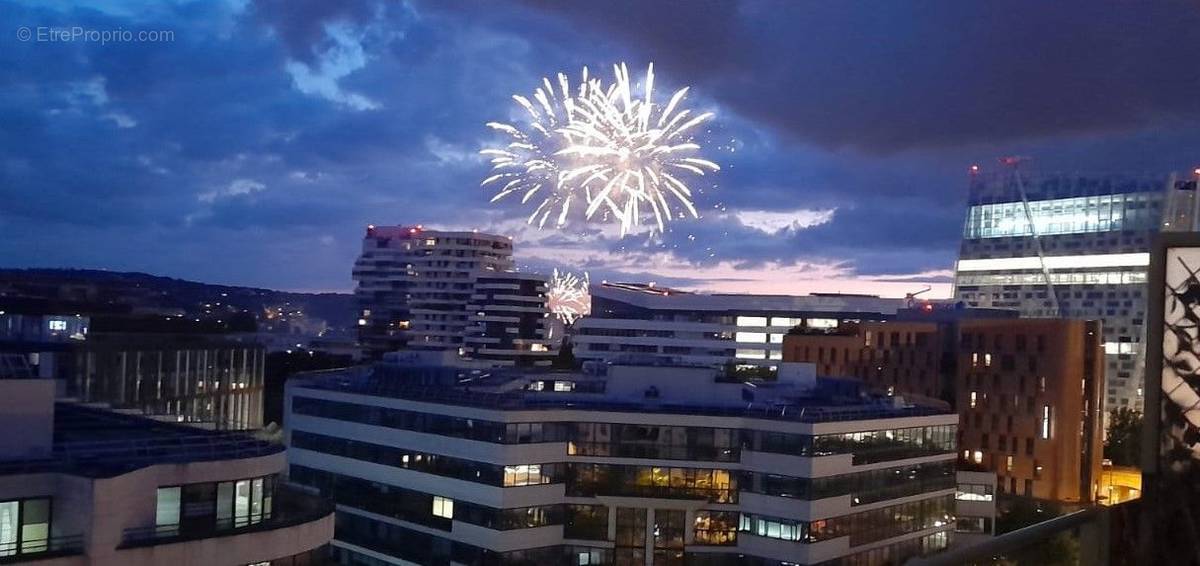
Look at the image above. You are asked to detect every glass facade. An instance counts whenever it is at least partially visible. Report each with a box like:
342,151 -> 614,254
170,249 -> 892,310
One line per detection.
291,430 -> 565,486
291,397 -> 570,444
294,395 -> 955,466
747,460 -> 955,503
567,464 -> 738,503
569,423 -> 738,462
739,495 -> 954,546
963,193 -> 1159,239
153,475 -> 274,536
751,424 -> 956,464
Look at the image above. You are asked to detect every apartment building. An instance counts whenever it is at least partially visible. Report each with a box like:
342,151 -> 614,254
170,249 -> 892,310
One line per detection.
463,271 -> 555,367
956,319 -> 1103,503
352,226 -> 513,358
783,313 -> 1103,504
285,359 -> 959,565
573,282 -> 902,368
0,362 -> 333,565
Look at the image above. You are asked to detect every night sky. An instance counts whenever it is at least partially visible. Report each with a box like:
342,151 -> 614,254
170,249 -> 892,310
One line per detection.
3,1 -> 1200,296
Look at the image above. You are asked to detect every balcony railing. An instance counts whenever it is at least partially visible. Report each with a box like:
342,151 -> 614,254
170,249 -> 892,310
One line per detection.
0,534 -> 85,563
119,484 -> 332,549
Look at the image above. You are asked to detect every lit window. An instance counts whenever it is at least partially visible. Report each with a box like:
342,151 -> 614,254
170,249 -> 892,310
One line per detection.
970,391 -> 978,409
736,316 -> 768,327
971,353 -> 979,367
1006,455 -> 1013,472
735,332 -> 768,343
47,320 -> 67,331
805,318 -> 838,329
553,381 -> 574,392
1041,406 -> 1052,439
984,353 -> 992,367
735,349 -> 766,360
432,496 -> 454,519
972,451 -> 983,464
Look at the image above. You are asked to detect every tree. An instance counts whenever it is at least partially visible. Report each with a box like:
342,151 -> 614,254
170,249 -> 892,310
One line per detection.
1104,407 -> 1143,467
552,338 -> 578,370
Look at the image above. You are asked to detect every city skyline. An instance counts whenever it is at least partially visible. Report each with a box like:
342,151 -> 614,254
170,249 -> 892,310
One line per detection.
4,1 -> 1200,298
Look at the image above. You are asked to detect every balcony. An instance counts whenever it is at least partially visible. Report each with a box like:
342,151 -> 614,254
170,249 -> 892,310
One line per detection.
0,535 -> 85,564
119,484 -> 333,549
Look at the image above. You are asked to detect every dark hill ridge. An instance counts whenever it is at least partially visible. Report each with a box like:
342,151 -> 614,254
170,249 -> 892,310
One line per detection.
0,268 -> 354,329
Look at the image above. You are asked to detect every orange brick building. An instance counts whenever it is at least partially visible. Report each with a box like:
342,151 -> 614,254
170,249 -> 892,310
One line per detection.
783,315 -> 1103,503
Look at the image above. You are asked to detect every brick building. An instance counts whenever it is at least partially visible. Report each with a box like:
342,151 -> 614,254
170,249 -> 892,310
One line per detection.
784,314 -> 1103,503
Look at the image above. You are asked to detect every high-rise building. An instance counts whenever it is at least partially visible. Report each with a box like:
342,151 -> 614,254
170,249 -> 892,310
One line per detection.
463,271 -> 555,367
573,282 -> 902,367
783,313 -> 1104,504
953,168 -> 1199,417
0,363 -> 333,565
352,226 -> 513,358
286,359 -> 959,566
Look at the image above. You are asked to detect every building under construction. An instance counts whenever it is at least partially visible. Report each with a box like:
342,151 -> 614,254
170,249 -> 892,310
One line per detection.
952,163 -> 1199,418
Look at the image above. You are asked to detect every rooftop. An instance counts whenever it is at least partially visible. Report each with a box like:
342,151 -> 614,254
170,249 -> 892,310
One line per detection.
590,282 -> 903,314
293,361 -> 951,424
0,403 -> 281,478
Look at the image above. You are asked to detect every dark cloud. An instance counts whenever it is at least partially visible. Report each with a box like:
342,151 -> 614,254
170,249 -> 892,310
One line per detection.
1,0 -> 1196,294
521,0 -> 1200,153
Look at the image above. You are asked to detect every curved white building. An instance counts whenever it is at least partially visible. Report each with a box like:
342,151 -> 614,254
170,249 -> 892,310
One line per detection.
352,226 -> 513,358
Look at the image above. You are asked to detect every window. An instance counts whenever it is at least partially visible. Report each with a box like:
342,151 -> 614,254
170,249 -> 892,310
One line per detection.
18,500 -> 47,554
156,487 -> 181,534
971,451 -> 983,464
1006,455 -> 1013,472
735,332 -> 767,343
0,498 -> 51,557
956,483 -> 994,502
47,320 -> 67,331
432,496 -> 454,519
1041,405 -> 1053,439
969,391 -> 977,409
735,316 -> 768,327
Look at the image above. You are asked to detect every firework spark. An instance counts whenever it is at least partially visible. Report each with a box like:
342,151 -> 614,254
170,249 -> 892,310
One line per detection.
482,63 -> 719,235
547,269 -> 591,325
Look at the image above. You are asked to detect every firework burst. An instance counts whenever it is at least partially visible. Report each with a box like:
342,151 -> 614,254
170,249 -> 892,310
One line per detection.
547,268 -> 591,325
482,63 -> 719,235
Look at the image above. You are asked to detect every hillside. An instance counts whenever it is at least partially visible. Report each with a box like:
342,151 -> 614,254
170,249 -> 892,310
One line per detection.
0,268 -> 354,330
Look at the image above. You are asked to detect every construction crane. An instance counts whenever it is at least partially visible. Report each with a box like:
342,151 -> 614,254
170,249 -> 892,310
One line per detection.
905,286 -> 931,309
999,156 -> 1062,317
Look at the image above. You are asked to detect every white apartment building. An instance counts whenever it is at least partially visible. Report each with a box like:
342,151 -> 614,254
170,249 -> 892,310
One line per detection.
285,359 -> 958,566
352,226 -> 513,358
573,283 -> 903,368
463,271 -> 555,367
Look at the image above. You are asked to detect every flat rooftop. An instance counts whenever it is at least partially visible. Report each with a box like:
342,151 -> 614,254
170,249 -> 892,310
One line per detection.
590,282 -> 904,314
0,403 -> 281,478
293,362 -> 951,424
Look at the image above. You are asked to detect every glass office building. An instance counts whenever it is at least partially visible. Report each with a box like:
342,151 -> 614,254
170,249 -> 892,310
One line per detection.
954,170 -> 1199,416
